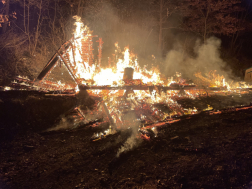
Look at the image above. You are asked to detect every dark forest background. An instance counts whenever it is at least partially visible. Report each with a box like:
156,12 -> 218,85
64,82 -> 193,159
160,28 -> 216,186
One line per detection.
0,0 -> 252,85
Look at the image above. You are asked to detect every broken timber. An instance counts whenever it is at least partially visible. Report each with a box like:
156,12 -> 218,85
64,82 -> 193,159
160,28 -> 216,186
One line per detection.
36,37 -> 77,82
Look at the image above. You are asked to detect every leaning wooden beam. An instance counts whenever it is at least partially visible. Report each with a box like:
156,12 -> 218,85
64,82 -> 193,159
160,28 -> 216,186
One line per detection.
36,38 -> 74,81
37,54 -> 60,81
57,48 -> 78,84
75,107 -> 85,119
70,41 -> 76,67
101,101 -> 116,128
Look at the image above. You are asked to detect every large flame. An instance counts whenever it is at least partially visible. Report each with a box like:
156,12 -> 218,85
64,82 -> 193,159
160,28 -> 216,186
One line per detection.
69,18 -> 251,91
69,16 -> 165,88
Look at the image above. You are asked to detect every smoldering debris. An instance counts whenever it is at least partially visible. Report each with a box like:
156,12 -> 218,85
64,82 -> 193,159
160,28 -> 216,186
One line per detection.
46,116 -> 80,131
116,131 -> 142,157
116,113 -> 142,157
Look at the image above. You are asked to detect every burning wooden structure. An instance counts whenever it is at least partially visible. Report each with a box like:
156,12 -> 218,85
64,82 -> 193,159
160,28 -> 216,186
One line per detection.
4,16 -> 252,140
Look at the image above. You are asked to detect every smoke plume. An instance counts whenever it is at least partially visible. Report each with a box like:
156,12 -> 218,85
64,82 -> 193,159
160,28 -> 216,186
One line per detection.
46,116 -> 78,132
116,113 -> 142,157
164,36 -> 232,80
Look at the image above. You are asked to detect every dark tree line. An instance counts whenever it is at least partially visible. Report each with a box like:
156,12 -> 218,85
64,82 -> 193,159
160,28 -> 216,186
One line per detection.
0,0 -> 251,84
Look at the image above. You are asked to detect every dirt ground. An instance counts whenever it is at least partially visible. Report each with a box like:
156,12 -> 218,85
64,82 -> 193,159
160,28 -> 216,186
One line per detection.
1,91 -> 252,189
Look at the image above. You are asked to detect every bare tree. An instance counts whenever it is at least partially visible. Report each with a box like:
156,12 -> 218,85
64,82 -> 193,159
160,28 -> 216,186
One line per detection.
181,0 -> 245,43
2,0 -> 9,33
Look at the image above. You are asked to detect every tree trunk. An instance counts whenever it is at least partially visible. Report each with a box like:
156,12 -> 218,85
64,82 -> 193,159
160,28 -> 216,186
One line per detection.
32,0 -> 43,55
77,0 -> 82,16
24,0 -> 26,33
203,9 -> 209,44
2,0 -> 10,33
158,0 -> 163,54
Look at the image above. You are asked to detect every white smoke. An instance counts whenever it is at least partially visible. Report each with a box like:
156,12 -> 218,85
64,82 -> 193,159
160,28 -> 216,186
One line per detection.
46,116 -> 79,131
116,130 -> 141,157
116,114 -> 142,157
165,37 -> 232,79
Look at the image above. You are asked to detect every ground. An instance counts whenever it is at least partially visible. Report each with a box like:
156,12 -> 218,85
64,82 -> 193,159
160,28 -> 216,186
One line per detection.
1,91 -> 252,189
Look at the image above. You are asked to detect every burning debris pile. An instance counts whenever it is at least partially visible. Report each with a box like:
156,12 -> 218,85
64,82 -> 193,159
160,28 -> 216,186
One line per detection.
2,75 -> 75,94
3,16 -> 252,147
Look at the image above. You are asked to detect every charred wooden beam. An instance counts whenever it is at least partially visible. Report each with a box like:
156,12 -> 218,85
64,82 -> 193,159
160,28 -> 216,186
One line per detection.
36,38 -> 74,81
75,107 -> 85,119
37,54 -> 59,81
101,101 -> 116,128
79,84 -> 196,91
79,84 -> 250,93
57,50 -> 78,84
